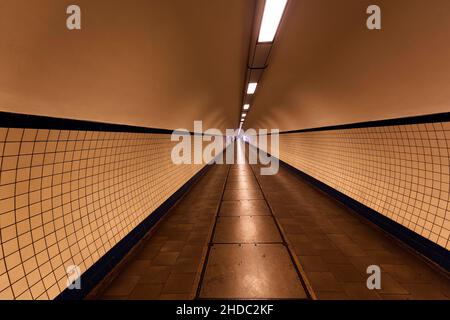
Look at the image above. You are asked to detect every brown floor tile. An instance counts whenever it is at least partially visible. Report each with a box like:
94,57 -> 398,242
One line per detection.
318,250 -> 349,264
378,272 -> 409,295
178,245 -> 206,259
120,259 -> 151,277
128,284 -> 164,300
298,256 -> 329,272
219,200 -> 271,216
138,266 -> 172,284
335,243 -> 367,257
172,258 -> 202,273
305,272 -> 342,292
151,252 -> 180,266
326,234 -> 355,246
102,276 -> 140,297
213,216 -> 282,243
163,273 -> 197,294
158,293 -> 191,300
379,293 -> 412,300
100,295 -> 129,300
135,244 -> 162,260
287,234 -> 309,244
380,264 -> 436,284
348,256 -> 383,274
400,283 -> 449,300
225,181 -> 260,190
310,238 -> 338,250
328,263 -> 365,283
199,244 -> 307,299
316,290 -> 350,300
222,189 -> 264,201
368,249 -> 410,265
160,241 -> 186,252
292,242 -> 319,256
341,282 -> 382,300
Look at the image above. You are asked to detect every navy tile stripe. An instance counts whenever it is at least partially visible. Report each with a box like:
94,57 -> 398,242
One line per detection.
0,111 -> 224,136
0,111 -> 175,134
275,112 -> 450,134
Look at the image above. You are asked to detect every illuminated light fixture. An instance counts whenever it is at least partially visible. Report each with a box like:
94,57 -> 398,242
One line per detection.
243,104 -> 250,110
242,113 -> 247,117
247,82 -> 257,94
241,118 -> 245,122
258,0 -> 288,43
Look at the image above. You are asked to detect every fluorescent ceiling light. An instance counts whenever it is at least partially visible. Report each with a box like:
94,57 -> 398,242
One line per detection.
243,104 -> 250,110
241,118 -> 245,122
258,0 -> 288,43
242,113 -> 247,117
247,82 -> 257,94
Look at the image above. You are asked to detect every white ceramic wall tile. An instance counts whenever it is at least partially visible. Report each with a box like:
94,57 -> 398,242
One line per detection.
0,128 -> 214,299
268,123 -> 450,251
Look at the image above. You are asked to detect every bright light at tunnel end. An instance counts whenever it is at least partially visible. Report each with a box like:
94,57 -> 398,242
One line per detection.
170,121 -> 280,175
258,0 -> 288,43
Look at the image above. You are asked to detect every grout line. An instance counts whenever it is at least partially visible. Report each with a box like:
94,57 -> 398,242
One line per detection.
189,167 -> 230,300
194,155 -> 232,299
247,149 -> 317,300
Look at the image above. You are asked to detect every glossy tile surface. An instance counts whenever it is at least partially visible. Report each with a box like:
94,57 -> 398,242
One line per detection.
199,244 -> 307,299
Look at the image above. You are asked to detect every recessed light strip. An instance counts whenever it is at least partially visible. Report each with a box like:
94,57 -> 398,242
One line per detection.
258,0 -> 288,43
238,0 -> 288,128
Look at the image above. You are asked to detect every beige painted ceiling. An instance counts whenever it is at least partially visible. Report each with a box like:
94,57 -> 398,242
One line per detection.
2,0 -> 450,133
0,0 -> 254,131
245,0 -> 450,131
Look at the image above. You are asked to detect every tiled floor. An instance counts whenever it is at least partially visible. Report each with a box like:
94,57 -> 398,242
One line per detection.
197,161 -> 309,299
95,142 -> 450,300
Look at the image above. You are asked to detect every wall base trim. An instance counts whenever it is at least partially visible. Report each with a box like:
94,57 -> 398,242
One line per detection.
280,159 -> 450,272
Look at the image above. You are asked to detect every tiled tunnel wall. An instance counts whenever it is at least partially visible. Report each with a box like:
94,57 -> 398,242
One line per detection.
0,127 -> 220,299
258,121 -> 450,252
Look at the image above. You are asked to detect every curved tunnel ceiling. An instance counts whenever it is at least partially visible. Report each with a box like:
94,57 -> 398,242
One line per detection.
245,0 -> 450,132
0,0 -> 255,131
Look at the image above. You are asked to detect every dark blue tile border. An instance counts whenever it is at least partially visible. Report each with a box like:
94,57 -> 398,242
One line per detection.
0,110 -> 227,300
282,161 -> 450,272
0,111 -> 222,136
0,111 -> 175,134
55,162 -> 214,300
252,146 -> 450,272
278,112 -> 450,134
